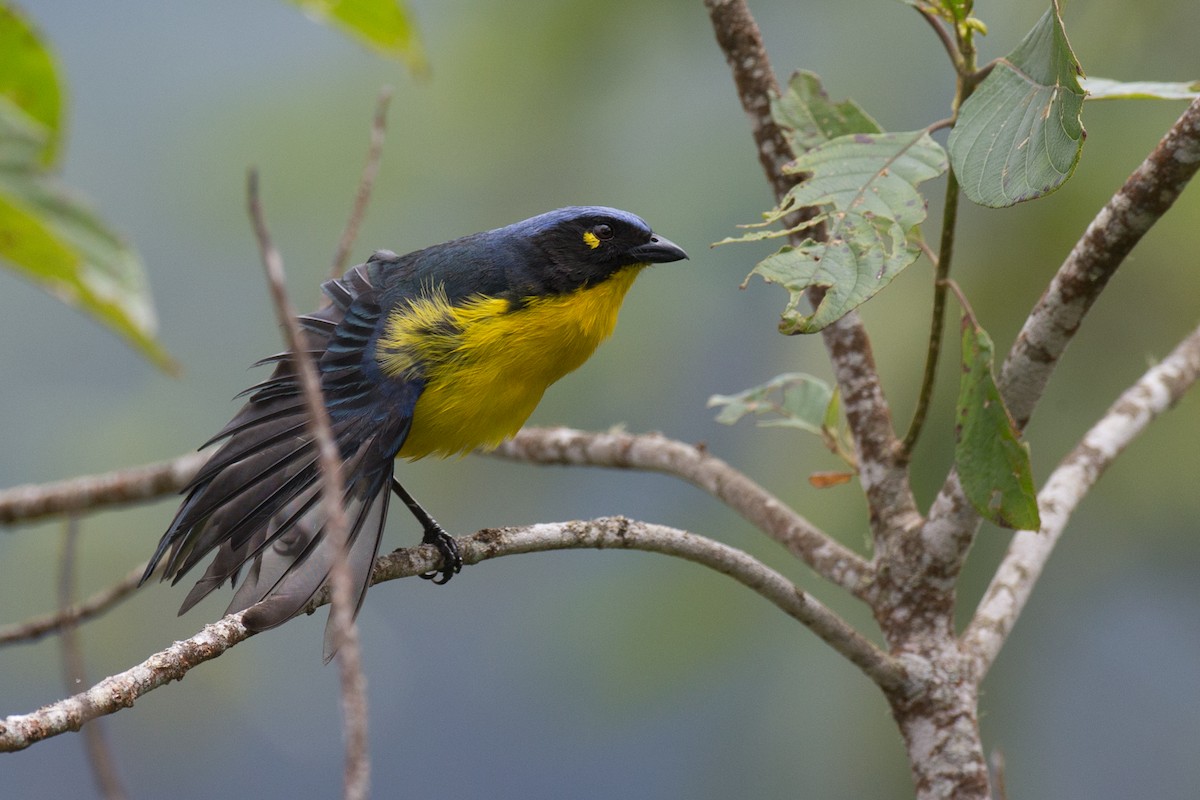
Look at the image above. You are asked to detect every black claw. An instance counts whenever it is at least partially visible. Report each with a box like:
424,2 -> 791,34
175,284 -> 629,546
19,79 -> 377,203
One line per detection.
419,527 -> 462,584
392,477 -> 463,585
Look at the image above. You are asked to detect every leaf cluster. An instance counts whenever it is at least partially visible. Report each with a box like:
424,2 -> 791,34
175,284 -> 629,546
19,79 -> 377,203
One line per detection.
714,0 -> 1196,529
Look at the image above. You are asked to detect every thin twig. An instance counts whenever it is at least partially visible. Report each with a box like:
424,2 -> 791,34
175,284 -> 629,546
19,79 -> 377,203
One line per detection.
329,88 -> 393,282
962,323 -> 1200,680
0,452 -> 206,527
1,517 -> 907,752
247,171 -> 370,800
490,427 -> 873,596
0,560 -> 153,646
58,518 -> 129,800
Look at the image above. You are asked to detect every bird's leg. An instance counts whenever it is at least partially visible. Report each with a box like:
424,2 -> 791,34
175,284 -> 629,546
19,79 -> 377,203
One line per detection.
391,477 -> 463,584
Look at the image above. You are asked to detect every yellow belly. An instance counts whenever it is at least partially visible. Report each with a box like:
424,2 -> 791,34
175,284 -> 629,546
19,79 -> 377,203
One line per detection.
383,265 -> 644,459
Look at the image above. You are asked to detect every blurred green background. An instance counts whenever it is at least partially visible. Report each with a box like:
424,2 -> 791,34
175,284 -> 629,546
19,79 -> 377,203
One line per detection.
3,1 -> 1199,798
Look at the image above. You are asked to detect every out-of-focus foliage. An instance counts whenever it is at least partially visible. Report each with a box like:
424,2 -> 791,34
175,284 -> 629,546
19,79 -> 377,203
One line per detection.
285,0 -> 426,73
0,3 -> 172,370
1080,76 -> 1200,100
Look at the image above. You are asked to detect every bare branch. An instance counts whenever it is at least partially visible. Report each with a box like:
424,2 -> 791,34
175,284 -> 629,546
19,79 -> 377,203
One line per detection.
58,519 -> 129,800
246,171 -> 370,800
490,427 -> 873,596
0,452 -> 205,527
2,517 -> 906,752
329,88 -> 393,282
0,561 -> 151,646
1,612 -> 253,753
963,323 -> 1200,679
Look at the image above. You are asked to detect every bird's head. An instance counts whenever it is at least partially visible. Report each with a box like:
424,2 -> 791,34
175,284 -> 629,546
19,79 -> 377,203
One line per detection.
509,206 -> 688,295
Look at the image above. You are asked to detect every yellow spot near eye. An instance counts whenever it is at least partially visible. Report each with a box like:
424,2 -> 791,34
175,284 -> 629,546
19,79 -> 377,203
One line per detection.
582,231 -> 601,249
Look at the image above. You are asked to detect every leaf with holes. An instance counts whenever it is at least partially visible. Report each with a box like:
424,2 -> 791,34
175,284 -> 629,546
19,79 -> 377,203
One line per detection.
742,130 -> 946,333
954,317 -> 1040,530
708,372 -> 835,435
948,2 -> 1085,207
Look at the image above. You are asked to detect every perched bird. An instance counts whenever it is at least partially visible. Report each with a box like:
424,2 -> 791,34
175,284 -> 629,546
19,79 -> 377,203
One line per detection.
143,206 -> 687,655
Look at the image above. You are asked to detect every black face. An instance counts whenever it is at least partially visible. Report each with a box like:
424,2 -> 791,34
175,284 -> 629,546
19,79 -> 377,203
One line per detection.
522,206 -> 687,295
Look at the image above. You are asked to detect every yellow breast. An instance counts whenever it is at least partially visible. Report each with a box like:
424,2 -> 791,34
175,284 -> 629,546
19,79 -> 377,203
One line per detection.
378,265 -> 644,459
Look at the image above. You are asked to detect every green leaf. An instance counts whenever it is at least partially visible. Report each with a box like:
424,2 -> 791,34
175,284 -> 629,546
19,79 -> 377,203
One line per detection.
743,130 -> 947,333
948,2 -> 1086,208
954,316 -> 1040,530
0,4 -> 61,165
0,9 -> 172,371
708,372 -> 835,435
771,70 -> 881,154
0,172 -> 175,371
286,0 -> 427,73
1080,76 -> 1200,101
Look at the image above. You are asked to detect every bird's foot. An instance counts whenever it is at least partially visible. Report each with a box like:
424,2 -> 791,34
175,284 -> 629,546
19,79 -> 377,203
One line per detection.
419,525 -> 463,585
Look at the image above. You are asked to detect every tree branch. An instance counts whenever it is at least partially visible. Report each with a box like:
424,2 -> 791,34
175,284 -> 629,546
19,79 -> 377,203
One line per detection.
962,323 -> 1200,679
1000,95 -> 1200,429
58,518 -> 129,800
329,87 -> 393,282
0,612 -> 253,753
0,560 -> 152,647
0,452 -> 205,527
1,517 -> 907,752
491,427 -> 873,596
247,171 -> 370,800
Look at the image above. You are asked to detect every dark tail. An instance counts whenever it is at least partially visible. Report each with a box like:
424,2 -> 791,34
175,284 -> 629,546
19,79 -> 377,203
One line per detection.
145,262 -> 412,659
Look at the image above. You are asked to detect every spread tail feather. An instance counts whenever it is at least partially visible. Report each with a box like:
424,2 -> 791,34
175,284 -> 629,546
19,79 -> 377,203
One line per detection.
145,262 -> 418,652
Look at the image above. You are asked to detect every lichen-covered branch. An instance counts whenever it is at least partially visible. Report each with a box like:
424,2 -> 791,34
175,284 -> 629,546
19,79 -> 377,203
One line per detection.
963,323 -> 1200,679
1000,96 -> 1200,428
370,517 -> 905,692
0,452 -> 205,527
0,612 -> 253,753
1,517 -> 905,752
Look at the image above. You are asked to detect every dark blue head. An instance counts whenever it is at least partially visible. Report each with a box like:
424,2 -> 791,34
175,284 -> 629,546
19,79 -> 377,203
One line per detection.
497,206 -> 687,296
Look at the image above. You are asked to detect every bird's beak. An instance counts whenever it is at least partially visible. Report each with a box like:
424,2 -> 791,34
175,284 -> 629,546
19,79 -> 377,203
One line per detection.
632,234 -> 689,264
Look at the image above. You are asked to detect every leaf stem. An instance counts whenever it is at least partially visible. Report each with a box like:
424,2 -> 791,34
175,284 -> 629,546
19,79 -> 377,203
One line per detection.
902,167 -> 960,456
900,12 -> 986,458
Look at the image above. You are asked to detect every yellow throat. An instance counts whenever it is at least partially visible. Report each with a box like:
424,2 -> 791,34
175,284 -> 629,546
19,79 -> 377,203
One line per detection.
379,264 -> 645,459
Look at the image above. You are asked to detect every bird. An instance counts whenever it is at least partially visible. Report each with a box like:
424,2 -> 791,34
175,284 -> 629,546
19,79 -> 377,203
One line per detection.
142,206 -> 687,656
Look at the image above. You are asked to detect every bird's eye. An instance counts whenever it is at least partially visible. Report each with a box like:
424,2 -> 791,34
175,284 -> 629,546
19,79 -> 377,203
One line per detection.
593,224 -> 614,240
